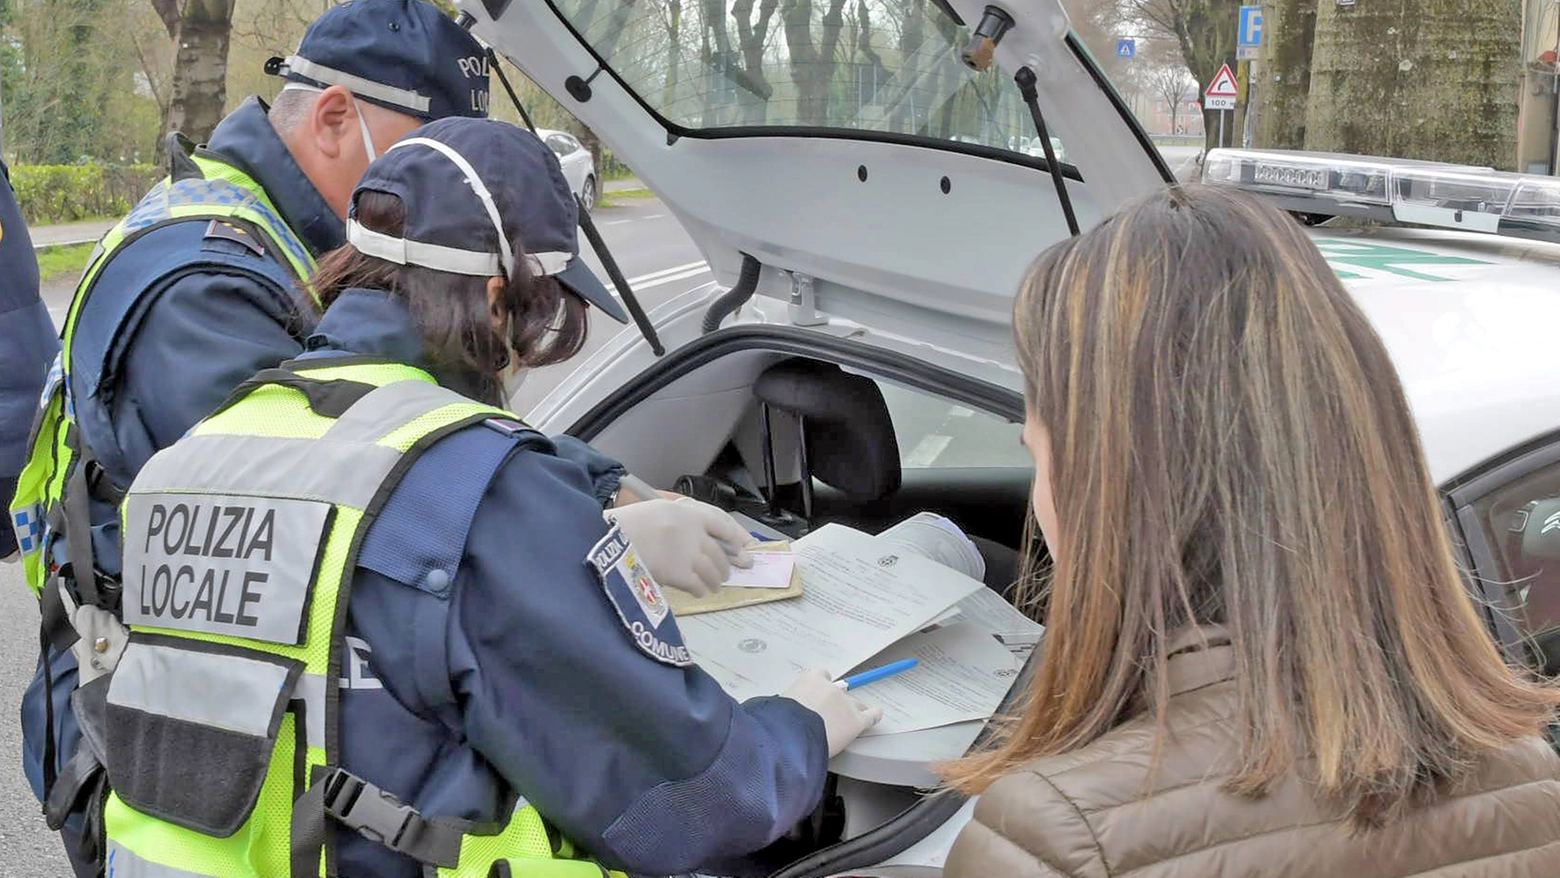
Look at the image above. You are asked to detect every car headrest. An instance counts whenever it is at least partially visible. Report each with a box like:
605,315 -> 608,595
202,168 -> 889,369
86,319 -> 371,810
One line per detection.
753,359 -> 901,502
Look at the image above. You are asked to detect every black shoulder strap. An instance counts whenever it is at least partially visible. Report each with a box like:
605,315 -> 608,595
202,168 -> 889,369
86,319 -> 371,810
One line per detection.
166,133 -> 202,183
208,368 -> 379,421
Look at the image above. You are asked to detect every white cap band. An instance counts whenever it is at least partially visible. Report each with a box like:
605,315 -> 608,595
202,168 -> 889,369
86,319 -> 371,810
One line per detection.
278,55 -> 431,115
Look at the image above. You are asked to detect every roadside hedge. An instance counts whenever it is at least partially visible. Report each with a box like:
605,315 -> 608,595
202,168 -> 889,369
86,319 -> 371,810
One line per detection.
9,164 -> 161,226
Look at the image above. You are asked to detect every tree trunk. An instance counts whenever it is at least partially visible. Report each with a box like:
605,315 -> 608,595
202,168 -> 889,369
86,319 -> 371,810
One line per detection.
575,125 -> 603,201
1305,0 -> 1523,168
782,0 -> 847,127
1162,0 -> 1244,153
159,0 -> 235,158
1254,0 -> 1317,149
662,0 -> 682,110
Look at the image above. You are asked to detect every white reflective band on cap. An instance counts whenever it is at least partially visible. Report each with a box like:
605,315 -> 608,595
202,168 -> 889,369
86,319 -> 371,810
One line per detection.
527,251 -> 571,277
279,55 -> 431,115
355,135 -> 517,278
348,220 -> 501,277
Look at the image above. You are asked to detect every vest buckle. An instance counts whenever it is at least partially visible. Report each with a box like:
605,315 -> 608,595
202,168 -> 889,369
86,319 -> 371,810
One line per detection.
318,768 -> 461,867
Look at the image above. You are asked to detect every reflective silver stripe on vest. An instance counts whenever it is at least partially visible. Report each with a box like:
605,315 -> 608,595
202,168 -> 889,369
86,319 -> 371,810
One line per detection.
107,642 -> 296,738
105,842 -> 215,878
294,671 -> 326,751
131,436 -> 400,511
129,380 -> 479,510
321,379 -> 474,444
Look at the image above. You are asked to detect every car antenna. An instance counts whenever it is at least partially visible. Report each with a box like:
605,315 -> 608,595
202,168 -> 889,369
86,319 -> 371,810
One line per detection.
486,47 -> 667,356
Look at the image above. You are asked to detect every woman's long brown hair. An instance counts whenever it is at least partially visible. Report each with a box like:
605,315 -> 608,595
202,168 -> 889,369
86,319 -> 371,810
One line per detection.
942,185 -> 1560,825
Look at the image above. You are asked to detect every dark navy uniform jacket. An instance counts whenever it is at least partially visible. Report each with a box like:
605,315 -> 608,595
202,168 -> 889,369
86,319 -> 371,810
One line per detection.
21,100 -> 627,816
307,289 -> 829,877
0,159 -> 54,558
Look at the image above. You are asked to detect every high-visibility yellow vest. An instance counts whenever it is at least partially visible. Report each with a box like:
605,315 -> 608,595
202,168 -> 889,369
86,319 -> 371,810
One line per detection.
102,359 -> 626,878
9,150 -> 317,601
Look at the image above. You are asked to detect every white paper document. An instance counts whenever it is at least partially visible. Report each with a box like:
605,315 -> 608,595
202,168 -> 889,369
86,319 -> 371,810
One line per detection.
947,587 -> 1044,650
721,550 -> 795,589
679,523 -> 984,702
849,622 -> 1025,736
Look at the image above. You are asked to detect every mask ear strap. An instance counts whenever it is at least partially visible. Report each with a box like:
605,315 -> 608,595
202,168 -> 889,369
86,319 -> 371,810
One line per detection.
387,137 -> 515,279
353,99 -> 378,163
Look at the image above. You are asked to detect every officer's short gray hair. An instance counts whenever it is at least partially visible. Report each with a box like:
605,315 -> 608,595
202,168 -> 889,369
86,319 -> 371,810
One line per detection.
268,87 -> 318,137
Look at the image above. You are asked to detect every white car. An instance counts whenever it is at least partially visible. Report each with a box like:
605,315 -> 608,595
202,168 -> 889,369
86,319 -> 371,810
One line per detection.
535,127 -> 598,212
465,0 -> 1560,874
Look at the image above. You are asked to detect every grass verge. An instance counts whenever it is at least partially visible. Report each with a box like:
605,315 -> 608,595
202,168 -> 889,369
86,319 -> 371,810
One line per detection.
36,242 -> 96,283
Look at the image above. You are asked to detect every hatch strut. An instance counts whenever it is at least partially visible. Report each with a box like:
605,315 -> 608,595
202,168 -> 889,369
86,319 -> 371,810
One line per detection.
486,46 -> 666,356
1015,66 -> 1081,237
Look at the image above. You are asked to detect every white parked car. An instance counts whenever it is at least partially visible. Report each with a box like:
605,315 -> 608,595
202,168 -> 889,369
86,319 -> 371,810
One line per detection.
535,127 -> 598,212
465,0 -> 1560,874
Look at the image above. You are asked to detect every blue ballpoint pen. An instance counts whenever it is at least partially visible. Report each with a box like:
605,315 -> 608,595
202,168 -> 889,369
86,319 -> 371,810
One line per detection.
835,658 -> 919,691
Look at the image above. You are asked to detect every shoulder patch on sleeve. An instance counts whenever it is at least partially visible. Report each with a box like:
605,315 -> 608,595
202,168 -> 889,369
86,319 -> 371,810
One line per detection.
587,525 -> 692,667
203,219 -> 267,257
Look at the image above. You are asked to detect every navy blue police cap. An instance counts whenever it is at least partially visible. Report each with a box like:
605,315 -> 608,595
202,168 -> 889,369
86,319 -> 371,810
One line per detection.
265,0 -> 489,122
348,117 -> 629,323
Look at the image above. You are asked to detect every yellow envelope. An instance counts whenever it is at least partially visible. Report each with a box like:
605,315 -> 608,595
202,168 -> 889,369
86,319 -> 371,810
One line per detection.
666,541 -> 803,616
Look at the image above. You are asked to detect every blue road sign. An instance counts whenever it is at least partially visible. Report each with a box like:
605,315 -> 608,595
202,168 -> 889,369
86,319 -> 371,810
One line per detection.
1238,5 -> 1264,60
1116,38 -> 1136,59
1239,6 -> 1264,49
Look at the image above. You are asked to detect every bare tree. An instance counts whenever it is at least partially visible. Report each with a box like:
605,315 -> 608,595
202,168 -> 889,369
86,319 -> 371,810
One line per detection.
1149,64 -> 1192,132
782,0 -> 849,126
1124,0 -> 1243,150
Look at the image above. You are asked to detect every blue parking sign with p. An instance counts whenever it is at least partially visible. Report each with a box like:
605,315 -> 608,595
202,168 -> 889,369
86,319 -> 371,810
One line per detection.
1116,39 -> 1135,59
1239,6 -> 1264,48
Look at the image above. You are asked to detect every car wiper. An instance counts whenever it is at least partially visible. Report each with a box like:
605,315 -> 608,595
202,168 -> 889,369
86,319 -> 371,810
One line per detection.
484,45 -> 666,356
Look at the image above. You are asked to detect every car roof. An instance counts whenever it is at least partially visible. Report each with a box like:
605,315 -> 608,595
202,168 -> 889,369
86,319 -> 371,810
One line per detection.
1324,226 -> 1560,483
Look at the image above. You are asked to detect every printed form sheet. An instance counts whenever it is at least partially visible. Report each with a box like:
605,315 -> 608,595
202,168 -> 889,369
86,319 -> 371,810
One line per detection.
678,524 -> 982,702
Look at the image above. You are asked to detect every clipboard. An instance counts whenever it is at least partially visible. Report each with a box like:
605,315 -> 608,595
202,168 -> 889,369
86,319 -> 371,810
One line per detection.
666,541 -> 803,616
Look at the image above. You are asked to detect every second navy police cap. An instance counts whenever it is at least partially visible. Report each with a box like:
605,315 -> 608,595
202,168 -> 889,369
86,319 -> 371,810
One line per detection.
349,117 -> 630,323
265,0 -> 489,121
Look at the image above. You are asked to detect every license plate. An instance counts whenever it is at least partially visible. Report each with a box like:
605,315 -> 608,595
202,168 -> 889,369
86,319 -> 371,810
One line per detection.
1254,163 -> 1329,190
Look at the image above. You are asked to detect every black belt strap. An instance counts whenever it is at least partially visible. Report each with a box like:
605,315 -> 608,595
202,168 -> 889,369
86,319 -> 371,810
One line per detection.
40,576 -> 79,653
61,430 -> 101,611
44,742 -> 104,831
291,767 -> 462,878
39,617 -> 58,800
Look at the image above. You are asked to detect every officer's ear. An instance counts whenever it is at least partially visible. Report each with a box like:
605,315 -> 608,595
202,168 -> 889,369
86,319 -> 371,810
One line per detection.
310,86 -> 358,160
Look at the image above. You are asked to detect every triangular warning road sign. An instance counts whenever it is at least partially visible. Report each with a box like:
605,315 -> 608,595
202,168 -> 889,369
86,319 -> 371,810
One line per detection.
1206,64 -> 1240,98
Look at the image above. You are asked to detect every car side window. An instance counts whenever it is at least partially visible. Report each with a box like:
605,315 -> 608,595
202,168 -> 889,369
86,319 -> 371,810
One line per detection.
1456,448 -> 1560,674
875,381 -> 1029,470
545,135 -> 571,158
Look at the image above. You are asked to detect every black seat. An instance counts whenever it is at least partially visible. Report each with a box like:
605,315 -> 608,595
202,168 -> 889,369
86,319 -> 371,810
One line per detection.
753,358 -> 901,504
753,358 -> 1021,593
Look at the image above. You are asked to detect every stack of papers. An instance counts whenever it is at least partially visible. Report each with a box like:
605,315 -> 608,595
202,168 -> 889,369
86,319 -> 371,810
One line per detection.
678,523 -> 1043,737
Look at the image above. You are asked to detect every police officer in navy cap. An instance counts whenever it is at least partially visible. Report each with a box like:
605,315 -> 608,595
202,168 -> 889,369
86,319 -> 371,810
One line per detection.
15,3 -> 683,874
104,117 -> 879,878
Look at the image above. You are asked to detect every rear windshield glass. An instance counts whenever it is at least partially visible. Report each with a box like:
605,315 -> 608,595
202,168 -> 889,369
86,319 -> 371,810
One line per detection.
550,0 -> 1055,163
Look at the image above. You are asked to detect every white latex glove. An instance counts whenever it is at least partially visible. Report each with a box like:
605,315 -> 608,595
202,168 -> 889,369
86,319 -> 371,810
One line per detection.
782,669 -> 883,757
607,497 -> 756,597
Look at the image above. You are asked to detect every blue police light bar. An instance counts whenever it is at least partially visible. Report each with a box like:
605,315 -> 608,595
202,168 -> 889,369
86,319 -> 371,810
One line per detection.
1203,148 -> 1560,245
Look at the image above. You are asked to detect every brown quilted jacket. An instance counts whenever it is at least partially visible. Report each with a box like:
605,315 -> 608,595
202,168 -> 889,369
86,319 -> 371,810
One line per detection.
946,626 -> 1560,878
